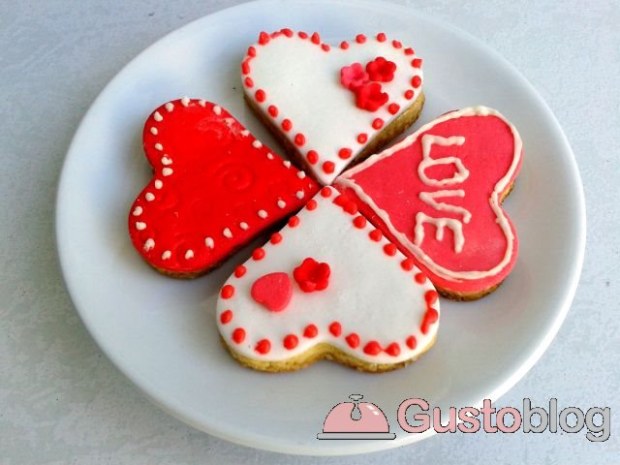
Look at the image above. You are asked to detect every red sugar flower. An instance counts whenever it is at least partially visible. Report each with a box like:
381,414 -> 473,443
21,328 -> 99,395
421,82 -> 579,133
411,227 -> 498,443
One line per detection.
340,62 -> 369,91
293,257 -> 331,292
366,56 -> 396,82
355,82 -> 389,112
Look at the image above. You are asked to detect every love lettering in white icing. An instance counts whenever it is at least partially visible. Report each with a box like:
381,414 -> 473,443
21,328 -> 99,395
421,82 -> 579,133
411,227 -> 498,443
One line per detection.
414,135 -> 472,253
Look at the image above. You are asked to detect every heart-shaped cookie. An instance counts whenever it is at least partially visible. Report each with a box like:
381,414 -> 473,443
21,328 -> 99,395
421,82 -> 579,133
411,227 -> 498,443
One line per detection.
128,98 -> 318,277
216,186 -> 439,372
242,29 -> 425,185
336,106 -> 523,299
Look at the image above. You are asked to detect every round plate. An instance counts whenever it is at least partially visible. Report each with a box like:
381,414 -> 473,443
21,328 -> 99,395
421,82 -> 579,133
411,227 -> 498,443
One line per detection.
56,0 -> 585,456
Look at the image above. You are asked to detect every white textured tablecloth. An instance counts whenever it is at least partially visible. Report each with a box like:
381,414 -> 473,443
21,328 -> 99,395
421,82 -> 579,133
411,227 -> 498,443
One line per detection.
1,0 -> 619,463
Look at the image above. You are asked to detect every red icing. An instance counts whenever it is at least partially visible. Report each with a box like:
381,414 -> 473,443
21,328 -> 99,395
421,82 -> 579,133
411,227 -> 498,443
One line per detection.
353,215 -> 367,228
392,40 -> 402,49
386,342 -> 400,357
255,339 -> 271,354
293,258 -> 331,292
383,243 -> 397,256
355,82 -> 389,112
405,90 -> 414,100
411,76 -> 422,88
232,328 -> 245,344
329,321 -> 342,337
372,118 -> 384,130
388,103 -> 400,114
346,333 -> 360,348
294,133 -> 306,146
311,32 -> 320,44
401,258 -> 415,271
320,186 -> 332,197
251,272 -> 292,312
415,272 -> 427,284
321,43 -> 330,52
337,109 -> 522,295
304,324 -> 318,338
355,34 -> 367,43
307,150 -> 319,164
244,77 -> 254,88
306,199 -> 318,210
425,290 -> 439,305
270,232 -> 282,244
411,58 -> 423,68
406,335 -> 417,349
366,57 -> 396,82
128,99 -> 318,276
234,265 -> 246,278
268,105 -> 278,117
340,63 -> 369,91
357,133 -> 368,144
369,229 -> 383,242
363,341 -> 381,356
298,31 -> 308,39
338,148 -> 352,160
376,32 -> 386,42
221,284 -> 235,299
340,41 -> 349,50
404,47 -> 414,55
421,308 -> 439,335
255,89 -> 266,102
281,118 -> 292,131
281,28 -> 293,37
288,215 -> 300,228
322,161 -> 335,174
220,309 -> 233,324
284,334 -> 299,350
258,32 -> 270,45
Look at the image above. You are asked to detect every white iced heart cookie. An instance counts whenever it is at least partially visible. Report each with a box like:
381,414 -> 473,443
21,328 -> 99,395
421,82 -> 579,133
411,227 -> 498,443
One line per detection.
242,29 -> 425,185
216,187 -> 439,372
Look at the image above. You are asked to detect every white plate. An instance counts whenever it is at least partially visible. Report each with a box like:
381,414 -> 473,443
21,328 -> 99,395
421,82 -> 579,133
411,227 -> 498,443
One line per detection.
56,0 -> 585,456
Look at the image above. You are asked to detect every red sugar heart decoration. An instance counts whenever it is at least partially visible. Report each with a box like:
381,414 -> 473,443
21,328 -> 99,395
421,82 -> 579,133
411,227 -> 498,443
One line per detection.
250,272 -> 293,312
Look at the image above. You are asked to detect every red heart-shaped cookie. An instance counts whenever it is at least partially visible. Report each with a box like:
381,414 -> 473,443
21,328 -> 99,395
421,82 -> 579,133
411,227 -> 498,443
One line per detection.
336,106 -> 523,299
128,98 -> 318,277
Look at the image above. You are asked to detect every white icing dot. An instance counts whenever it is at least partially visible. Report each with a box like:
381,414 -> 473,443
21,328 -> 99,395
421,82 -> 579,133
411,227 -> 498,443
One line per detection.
143,238 -> 155,251
154,180 -> 163,189
252,140 -> 263,149
198,100 -> 206,107
213,105 -> 222,115
145,192 -> 155,201
153,111 -> 163,122
241,129 -> 250,137
257,209 -> 268,219
277,199 -> 286,209
297,171 -> 306,179
283,160 -> 291,168
224,117 -> 235,126
135,221 -> 146,230
205,237 -> 214,249
223,228 -> 233,238
185,249 -> 194,259
296,190 -> 304,199
162,167 -> 173,176
165,102 -> 174,112
240,222 -> 249,230
266,153 -> 274,160
181,96 -> 190,107
161,156 -> 173,165
154,143 -> 163,151
161,250 -> 171,260
150,127 -> 158,135
132,206 -> 143,216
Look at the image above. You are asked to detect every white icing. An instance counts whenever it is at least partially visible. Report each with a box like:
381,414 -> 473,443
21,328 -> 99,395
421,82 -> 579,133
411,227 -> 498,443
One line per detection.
162,250 -> 171,260
337,106 -> 522,282
132,206 -> 143,216
277,199 -> 286,209
150,127 -> 158,135
297,171 -> 306,179
283,160 -> 291,168
161,156 -> 172,165
185,249 -> 194,259
143,238 -> 155,251
198,100 -> 206,107
223,228 -> 233,239
266,153 -> 274,160
414,212 -> 465,253
240,129 -> 250,137
135,221 -> 146,230
257,209 -> 268,219
418,190 -> 472,224
154,180 -> 163,189
205,237 -> 215,249
240,222 -> 249,230
247,32 -> 423,185
154,143 -> 163,151
216,187 -> 439,364
162,168 -> 173,176
181,96 -> 190,107
418,135 -> 468,186
296,190 -> 304,199
252,140 -> 262,149
165,102 -> 174,112
153,111 -> 163,122
145,192 -> 155,201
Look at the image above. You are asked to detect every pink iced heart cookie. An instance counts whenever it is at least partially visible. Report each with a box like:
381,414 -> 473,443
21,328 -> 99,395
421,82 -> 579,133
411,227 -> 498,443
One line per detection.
216,187 -> 439,372
128,98 -> 318,278
242,29 -> 425,185
336,106 -> 523,299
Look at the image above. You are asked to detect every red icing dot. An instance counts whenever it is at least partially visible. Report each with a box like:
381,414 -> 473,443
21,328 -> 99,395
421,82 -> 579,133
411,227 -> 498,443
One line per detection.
405,89 -> 414,99
353,215 -> 367,228
401,258 -> 415,271
255,339 -> 271,354
386,342 -> 401,357
406,335 -> 417,350
372,118 -> 384,130
421,308 -> 439,335
404,47 -> 414,55
306,150 -> 319,165
320,186 -> 332,197
321,43 -> 330,52
241,60 -> 250,75
392,39 -> 402,48
415,272 -> 427,284
281,119 -> 292,131
355,82 -> 389,112
268,105 -> 278,117
294,257 -> 331,292
247,46 -> 256,57
268,232 -> 282,245
411,75 -> 422,88
425,290 -> 439,306
376,32 -> 386,42
258,31 -> 270,45
383,243 -> 397,256
306,199 -> 318,211
329,321 -> 342,337
363,341 -> 381,356
221,284 -> 235,299
311,32 -> 321,44
232,328 -> 245,344
340,41 -> 349,50
366,57 -> 396,82
356,34 -> 367,43
281,28 -> 293,37
334,195 -> 358,215
255,89 -> 266,103
346,333 -> 360,348
388,103 -> 400,114
294,133 -> 306,147
283,334 -> 299,350
322,161 -> 335,174
411,58 -> 423,68
369,229 -> 383,241
298,31 -> 308,39
304,324 -> 318,338
338,148 -> 352,159
288,215 -> 300,228
244,77 -> 254,88
220,309 -> 233,324
252,247 -> 266,260
234,265 -> 247,278
357,133 -> 368,144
